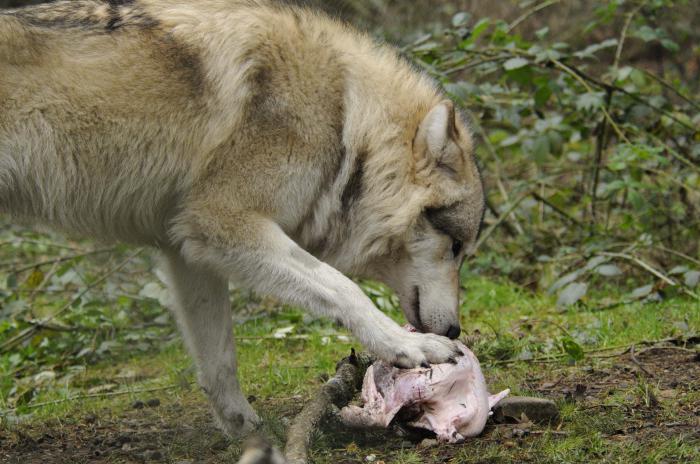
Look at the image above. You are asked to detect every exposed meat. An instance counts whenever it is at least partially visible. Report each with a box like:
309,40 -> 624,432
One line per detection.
340,338 -> 509,443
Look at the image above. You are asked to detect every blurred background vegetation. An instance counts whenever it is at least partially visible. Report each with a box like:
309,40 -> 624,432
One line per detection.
1,0 -> 699,426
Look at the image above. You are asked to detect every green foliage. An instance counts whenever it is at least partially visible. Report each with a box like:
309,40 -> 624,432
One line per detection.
404,0 -> 700,304
0,233 -> 179,409
560,336 -> 584,361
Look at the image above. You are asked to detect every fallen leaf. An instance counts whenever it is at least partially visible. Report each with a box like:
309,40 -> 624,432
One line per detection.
658,389 -> 677,399
629,284 -> 653,300
684,270 -> 700,288
503,57 -> 529,70
87,384 -> 118,395
273,326 -> 295,339
557,282 -> 588,307
596,264 -> 622,277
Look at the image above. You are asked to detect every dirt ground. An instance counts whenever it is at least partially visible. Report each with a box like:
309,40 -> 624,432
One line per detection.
2,345 -> 698,464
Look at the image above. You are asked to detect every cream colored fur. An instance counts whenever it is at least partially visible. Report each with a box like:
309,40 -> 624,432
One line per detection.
0,0 -> 484,436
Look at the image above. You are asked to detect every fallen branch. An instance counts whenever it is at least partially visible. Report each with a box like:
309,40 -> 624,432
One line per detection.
284,349 -> 373,464
598,251 -> 699,299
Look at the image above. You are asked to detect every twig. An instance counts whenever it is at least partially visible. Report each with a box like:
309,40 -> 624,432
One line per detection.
614,3 -> 644,71
0,248 -> 144,353
485,198 -> 518,237
455,104 -> 523,234
451,102 -> 526,236
3,247 -> 117,273
643,167 -> 699,191
598,251 -> 673,285
616,115 -> 698,171
21,319 -> 171,333
236,335 -> 350,342
444,56 -> 510,75
585,299 -> 633,312
27,261 -> 59,304
641,69 -> 700,112
650,244 -> 700,267
475,191 -> 532,251
529,430 -> 570,436
550,58 -> 629,143
530,192 -> 584,229
590,88 -> 613,225
596,251 -> 699,299
459,46 -> 630,139
506,0 -> 562,33
491,335 -> 698,365
579,403 -> 629,411
492,344 -> 623,365
629,344 -> 654,377
442,45 -> 697,134
637,345 -> 698,355
529,319 -> 574,338
2,383 -> 190,412
284,350 -> 373,464
562,63 -> 698,135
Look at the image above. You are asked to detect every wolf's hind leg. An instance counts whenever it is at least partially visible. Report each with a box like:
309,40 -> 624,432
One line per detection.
161,251 -> 259,437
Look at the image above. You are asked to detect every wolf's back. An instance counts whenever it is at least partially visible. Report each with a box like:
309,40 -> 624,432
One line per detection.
0,0 -> 439,247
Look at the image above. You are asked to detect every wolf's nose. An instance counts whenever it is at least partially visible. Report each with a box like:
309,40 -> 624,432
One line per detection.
446,325 -> 461,340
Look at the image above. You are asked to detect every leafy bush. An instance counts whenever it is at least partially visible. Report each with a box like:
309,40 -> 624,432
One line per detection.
402,0 -> 699,305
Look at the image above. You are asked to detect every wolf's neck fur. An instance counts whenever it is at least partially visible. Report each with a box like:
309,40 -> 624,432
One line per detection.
279,9 -> 441,275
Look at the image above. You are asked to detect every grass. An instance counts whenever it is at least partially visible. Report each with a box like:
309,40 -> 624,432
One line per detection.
0,226 -> 699,463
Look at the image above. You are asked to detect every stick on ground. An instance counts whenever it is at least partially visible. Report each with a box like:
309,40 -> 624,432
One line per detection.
284,349 -> 373,464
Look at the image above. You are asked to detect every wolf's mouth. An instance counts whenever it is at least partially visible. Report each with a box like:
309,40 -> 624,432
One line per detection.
411,286 -> 425,332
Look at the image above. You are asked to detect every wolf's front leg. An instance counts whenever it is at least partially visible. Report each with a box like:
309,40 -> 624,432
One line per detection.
161,252 -> 260,437
172,211 -> 461,368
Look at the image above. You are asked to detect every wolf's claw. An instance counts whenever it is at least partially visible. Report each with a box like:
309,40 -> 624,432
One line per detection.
376,329 -> 461,369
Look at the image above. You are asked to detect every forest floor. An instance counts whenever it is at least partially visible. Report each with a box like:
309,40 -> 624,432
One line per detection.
1,228 -> 699,464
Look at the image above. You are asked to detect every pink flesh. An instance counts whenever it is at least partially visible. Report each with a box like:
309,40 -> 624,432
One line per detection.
340,341 -> 509,443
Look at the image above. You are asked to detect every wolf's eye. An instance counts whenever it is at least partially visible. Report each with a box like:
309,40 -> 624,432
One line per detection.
451,239 -> 463,258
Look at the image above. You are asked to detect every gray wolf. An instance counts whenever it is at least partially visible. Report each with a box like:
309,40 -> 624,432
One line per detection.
0,0 -> 485,436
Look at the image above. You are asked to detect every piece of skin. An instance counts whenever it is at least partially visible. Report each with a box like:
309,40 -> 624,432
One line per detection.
340,341 -> 509,443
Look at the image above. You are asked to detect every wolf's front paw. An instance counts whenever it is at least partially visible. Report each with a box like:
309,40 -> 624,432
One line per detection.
377,330 -> 462,368
214,397 -> 261,438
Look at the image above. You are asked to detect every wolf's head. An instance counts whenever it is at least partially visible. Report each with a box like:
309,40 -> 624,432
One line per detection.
361,99 -> 484,339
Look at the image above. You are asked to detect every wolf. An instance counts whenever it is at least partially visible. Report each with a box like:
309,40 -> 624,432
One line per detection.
0,0 -> 485,436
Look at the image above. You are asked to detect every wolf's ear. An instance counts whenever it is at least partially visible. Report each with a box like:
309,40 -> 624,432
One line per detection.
415,100 -> 459,171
